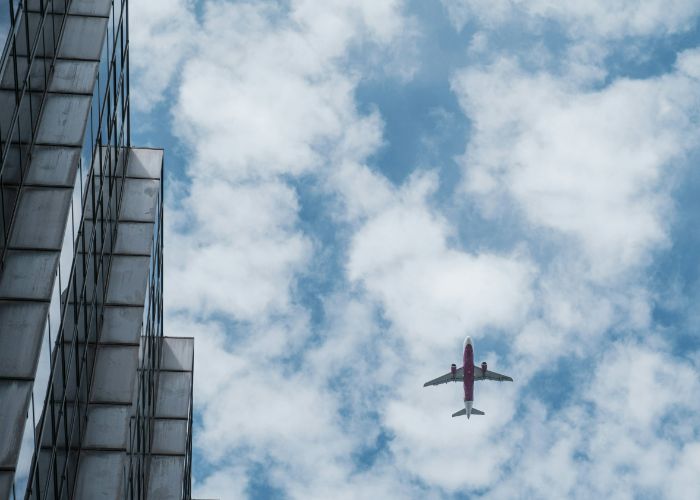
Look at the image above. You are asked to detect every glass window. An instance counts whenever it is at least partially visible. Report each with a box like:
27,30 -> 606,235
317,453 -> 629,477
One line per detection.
0,1 -> 15,57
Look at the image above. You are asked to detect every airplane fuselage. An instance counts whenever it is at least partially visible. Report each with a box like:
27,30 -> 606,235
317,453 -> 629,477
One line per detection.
463,337 -> 474,417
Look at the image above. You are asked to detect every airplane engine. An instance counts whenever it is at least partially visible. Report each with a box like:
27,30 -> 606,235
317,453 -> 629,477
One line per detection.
451,363 -> 457,379
481,362 -> 487,374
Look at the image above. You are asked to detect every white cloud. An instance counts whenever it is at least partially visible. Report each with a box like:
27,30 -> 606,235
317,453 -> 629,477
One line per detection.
336,168 -> 535,355
342,44 -> 700,495
292,0 -> 406,48
441,0 -> 700,39
327,166 -> 536,493
175,298 -> 414,499
142,1 -> 700,498
383,338 -> 700,497
383,339 -> 700,498
351,219 -> 533,353
159,1 -> 429,497
452,53 -> 700,278
490,342 -> 700,499
385,379 -> 520,492
172,160 -> 534,496
129,0 -> 197,111
441,0 -> 515,30
589,341 -> 699,431
441,0 -> 700,88
194,465 -> 248,500
171,0 -> 395,182
165,0 -> 407,322
166,179 -> 310,320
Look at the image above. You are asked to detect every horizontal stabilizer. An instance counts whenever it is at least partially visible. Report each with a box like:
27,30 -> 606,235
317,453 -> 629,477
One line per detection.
452,407 -> 486,417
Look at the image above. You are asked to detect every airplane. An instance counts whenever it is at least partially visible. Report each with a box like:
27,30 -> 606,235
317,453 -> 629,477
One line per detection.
423,336 -> 513,419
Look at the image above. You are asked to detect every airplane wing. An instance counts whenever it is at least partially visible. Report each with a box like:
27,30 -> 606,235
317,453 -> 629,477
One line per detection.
474,366 -> 513,382
423,367 -> 464,387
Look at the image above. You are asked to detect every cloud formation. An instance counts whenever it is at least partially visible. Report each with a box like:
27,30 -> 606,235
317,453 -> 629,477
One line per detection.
453,52 -> 700,278
441,0 -> 700,39
126,0 -> 700,498
129,0 -> 197,111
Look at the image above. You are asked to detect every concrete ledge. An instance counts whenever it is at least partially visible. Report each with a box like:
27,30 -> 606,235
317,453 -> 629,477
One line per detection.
147,455 -> 185,500
156,372 -> 192,419
0,381 -> 32,468
9,188 -> 72,250
73,451 -> 125,500
0,302 -> 48,379
152,419 -> 188,455
0,251 -> 58,300
91,346 -> 138,404
161,337 -> 194,372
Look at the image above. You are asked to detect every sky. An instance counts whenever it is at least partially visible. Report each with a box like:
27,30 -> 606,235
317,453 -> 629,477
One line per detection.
128,1 -> 700,498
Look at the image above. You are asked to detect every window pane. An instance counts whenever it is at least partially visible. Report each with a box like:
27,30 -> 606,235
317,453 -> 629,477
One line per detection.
0,2 -> 13,55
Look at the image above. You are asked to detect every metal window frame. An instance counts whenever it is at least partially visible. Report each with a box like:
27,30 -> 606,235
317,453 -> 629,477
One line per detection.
0,0 -> 73,270
2,1 -> 192,497
124,164 -> 165,499
18,1 -> 132,498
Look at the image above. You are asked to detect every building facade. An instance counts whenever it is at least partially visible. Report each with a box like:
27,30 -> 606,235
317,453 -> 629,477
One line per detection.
0,1 -> 193,498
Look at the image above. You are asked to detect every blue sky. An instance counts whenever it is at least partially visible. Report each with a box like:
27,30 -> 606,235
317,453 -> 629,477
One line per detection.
129,1 -> 700,498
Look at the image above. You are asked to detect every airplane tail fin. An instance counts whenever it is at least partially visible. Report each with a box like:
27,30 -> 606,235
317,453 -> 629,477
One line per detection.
452,408 -> 485,417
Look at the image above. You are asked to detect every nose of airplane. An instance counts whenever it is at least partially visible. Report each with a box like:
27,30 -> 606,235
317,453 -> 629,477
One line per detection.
465,336 -> 472,346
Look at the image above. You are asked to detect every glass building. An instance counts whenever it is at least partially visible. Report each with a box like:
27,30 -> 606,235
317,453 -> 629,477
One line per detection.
0,1 -> 194,498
